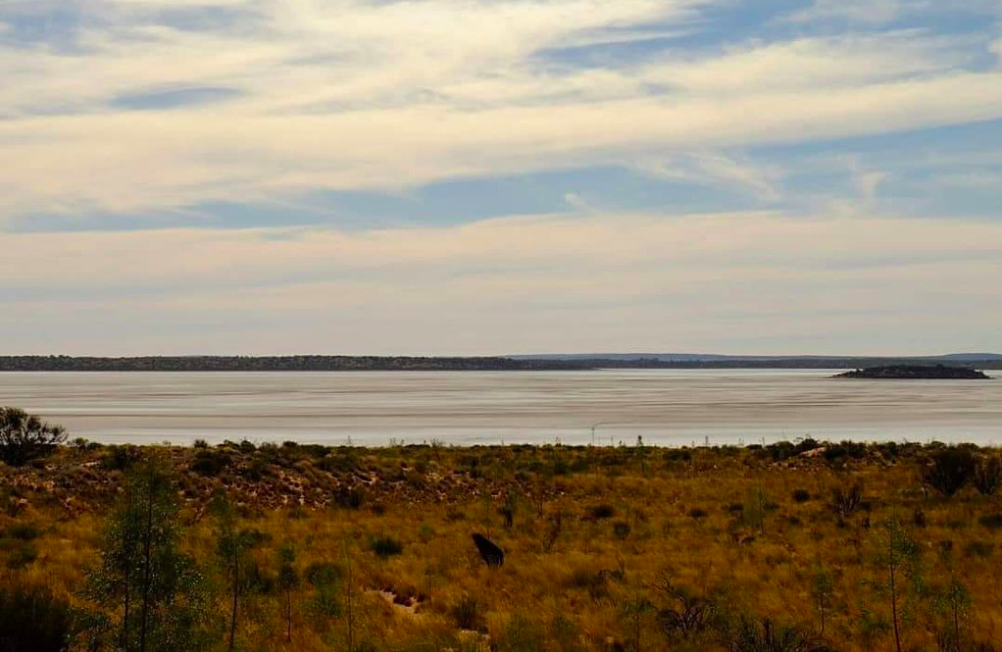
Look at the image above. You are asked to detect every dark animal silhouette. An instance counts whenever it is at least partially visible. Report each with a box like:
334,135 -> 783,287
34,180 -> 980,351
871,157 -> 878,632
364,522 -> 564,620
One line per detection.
472,534 -> 504,568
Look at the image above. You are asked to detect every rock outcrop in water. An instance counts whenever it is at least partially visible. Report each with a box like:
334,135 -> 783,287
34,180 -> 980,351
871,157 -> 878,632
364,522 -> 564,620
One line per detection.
835,365 -> 990,380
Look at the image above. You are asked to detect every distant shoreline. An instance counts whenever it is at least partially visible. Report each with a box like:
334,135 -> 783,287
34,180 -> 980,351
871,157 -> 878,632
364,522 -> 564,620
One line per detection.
1,354 -> 1001,371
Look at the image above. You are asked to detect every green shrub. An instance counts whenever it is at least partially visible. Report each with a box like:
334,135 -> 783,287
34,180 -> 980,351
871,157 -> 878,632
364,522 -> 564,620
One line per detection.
3,523 -> 40,541
923,447 -> 976,498
0,583 -> 71,652
370,535 -> 403,559
334,485 -> 365,510
0,408 -> 67,467
101,445 -> 141,471
190,449 -> 230,476
498,614 -> 545,652
1,538 -> 38,569
587,504 -> 616,520
451,596 -> 485,631
964,541 -> 994,558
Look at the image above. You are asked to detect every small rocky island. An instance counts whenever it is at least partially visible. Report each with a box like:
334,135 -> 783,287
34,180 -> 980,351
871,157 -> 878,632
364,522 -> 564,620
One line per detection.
836,364 -> 991,380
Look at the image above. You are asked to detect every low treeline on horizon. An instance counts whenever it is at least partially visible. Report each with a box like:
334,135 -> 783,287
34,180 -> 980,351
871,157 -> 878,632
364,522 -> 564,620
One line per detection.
1,353 -> 1001,371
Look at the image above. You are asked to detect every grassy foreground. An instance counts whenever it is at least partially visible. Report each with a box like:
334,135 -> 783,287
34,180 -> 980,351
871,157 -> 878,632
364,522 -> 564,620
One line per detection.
3,438 -> 1002,652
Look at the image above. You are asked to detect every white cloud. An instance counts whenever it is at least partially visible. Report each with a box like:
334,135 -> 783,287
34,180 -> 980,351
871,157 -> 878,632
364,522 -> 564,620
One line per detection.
1,1 -> 1000,220
1,211 -> 999,354
636,152 -> 782,201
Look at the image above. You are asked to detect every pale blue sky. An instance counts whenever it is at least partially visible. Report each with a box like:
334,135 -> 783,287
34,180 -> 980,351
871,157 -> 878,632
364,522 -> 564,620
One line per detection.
1,0 -> 1001,355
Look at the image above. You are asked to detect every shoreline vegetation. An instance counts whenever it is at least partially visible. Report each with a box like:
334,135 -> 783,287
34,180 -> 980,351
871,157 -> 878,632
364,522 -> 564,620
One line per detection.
1,354 -> 1001,371
4,408 -> 1002,651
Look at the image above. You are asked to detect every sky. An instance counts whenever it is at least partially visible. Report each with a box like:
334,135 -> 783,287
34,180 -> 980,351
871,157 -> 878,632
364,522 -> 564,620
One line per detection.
1,0 -> 1001,356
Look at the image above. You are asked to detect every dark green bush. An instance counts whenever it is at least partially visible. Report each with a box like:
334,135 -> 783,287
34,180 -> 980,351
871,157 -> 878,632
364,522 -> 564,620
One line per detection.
612,521 -> 631,539
0,408 -> 67,467
3,523 -> 40,541
1,539 -> 38,569
334,485 -> 365,510
101,445 -> 141,471
587,504 -> 616,520
0,583 -> 71,652
923,447 -> 976,498
190,449 -> 230,476
964,541 -> 994,558
370,535 -> 403,559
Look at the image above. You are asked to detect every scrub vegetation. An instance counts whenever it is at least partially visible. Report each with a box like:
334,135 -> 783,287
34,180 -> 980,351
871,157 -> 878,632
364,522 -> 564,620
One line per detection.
2,415 -> 1002,652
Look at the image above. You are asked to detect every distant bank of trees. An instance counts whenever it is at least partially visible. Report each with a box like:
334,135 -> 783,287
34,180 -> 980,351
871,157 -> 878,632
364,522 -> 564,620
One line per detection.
2,355 -> 999,372
0,355 -> 588,372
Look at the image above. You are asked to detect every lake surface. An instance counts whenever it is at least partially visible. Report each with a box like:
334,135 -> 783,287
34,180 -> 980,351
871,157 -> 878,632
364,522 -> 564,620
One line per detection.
1,370 -> 999,446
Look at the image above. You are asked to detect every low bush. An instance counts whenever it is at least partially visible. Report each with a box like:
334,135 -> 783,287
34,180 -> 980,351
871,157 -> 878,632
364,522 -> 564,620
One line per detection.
0,583 -> 71,652
587,504 -> 616,520
923,447 -> 976,498
370,535 -> 403,559
0,408 -> 67,467
451,596 -> 485,631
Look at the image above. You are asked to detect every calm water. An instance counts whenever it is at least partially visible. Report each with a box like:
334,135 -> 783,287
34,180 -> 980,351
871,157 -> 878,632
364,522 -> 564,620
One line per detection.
0,370 -> 999,446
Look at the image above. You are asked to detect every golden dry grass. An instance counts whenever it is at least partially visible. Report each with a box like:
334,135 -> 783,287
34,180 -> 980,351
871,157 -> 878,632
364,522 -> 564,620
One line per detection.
2,440 -> 1002,651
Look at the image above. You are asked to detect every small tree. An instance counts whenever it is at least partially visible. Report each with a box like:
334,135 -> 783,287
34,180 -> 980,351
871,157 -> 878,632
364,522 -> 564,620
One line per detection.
499,489 -> 519,531
830,482 -> 863,521
620,596 -> 654,652
933,576 -> 971,652
277,543 -> 299,643
745,484 -> 769,534
83,456 -> 208,652
0,407 -> 66,466
872,518 -> 922,652
811,563 -> 834,637
210,493 -> 259,652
